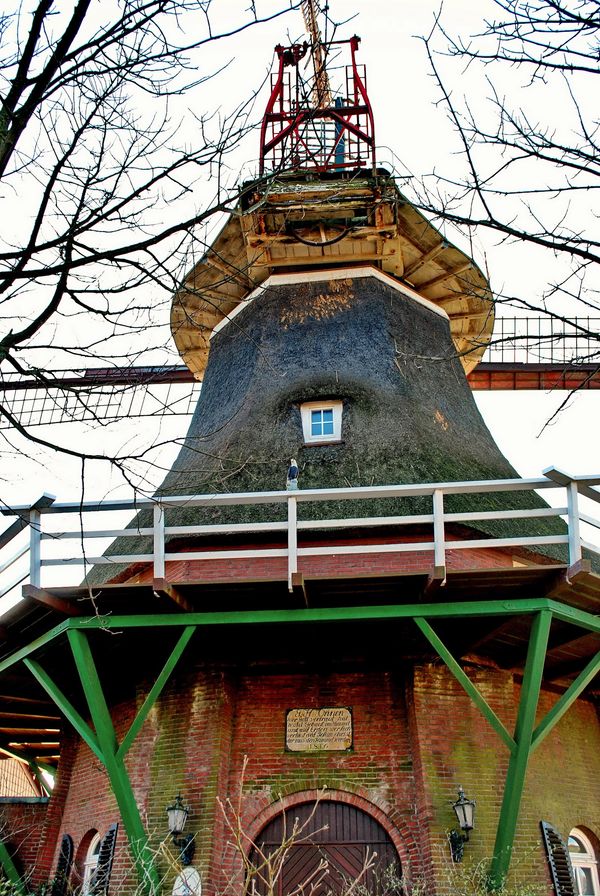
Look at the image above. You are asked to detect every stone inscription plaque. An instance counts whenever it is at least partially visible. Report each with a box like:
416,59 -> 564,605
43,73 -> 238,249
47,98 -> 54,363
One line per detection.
286,707 -> 352,752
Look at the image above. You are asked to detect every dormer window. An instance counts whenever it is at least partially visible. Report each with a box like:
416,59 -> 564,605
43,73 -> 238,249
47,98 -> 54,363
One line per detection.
300,400 -> 343,445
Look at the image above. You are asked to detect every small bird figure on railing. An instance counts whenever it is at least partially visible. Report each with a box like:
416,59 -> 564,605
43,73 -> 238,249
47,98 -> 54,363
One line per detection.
287,458 -> 299,490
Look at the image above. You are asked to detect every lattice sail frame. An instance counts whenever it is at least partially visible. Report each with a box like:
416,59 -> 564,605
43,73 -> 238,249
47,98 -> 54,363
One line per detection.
259,36 -> 375,175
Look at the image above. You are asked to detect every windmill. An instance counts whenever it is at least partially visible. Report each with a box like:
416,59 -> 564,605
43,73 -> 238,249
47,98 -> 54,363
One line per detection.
0,10 -> 599,896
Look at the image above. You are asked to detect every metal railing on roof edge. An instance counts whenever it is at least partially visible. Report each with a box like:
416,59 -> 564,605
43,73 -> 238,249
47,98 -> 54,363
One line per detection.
0,468 -> 599,599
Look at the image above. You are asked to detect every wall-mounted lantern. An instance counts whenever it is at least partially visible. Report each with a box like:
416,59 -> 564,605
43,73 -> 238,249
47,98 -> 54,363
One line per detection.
166,794 -> 195,866
448,786 -> 476,862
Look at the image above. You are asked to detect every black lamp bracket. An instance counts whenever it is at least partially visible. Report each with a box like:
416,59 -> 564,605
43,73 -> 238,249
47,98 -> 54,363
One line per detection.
448,828 -> 469,862
173,832 -> 196,867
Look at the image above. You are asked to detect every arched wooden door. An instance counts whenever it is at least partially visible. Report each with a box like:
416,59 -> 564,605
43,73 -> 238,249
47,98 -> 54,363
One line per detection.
250,800 -> 403,896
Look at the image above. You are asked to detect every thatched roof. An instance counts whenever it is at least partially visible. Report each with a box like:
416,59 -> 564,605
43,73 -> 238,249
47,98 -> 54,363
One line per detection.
90,271 -> 566,585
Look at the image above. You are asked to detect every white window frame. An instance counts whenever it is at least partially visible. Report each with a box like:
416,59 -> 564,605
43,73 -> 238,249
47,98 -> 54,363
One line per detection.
82,832 -> 102,895
569,829 -> 600,896
300,400 -> 343,445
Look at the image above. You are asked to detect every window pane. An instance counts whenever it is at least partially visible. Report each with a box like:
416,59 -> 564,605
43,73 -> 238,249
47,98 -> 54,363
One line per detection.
311,410 -> 322,436
570,837 -> 588,855
576,867 -> 595,896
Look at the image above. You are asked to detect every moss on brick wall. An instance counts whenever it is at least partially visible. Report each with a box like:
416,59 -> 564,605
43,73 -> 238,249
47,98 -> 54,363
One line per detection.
412,663 -> 600,895
37,655 -> 599,896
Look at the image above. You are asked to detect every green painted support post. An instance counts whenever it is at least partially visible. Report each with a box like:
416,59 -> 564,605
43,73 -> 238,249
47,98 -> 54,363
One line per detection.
0,837 -> 25,894
67,630 -> 161,896
489,610 -> 552,891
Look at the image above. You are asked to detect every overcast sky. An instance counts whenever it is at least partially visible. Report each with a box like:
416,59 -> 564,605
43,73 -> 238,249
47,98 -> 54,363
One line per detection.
1,0 -> 597,510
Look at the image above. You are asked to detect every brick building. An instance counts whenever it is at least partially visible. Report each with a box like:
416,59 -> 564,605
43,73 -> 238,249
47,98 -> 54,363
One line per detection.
0,16 -> 599,896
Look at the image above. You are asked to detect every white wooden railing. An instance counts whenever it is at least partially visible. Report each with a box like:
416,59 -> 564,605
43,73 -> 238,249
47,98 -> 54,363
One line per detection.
1,468 -> 599,600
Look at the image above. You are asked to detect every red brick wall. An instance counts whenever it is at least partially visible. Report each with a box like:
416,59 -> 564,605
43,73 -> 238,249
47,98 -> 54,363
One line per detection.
412,662 -> 516,890
0,798 -> 48,878
29,712 -> 139,892
412,664 -> 600,893
32,659 -> 600,896
210,669 -> 428,895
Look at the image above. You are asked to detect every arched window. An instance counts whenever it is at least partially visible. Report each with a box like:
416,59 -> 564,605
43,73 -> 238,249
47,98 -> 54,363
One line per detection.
82,832 -> 102,895
569,829 -> 600,896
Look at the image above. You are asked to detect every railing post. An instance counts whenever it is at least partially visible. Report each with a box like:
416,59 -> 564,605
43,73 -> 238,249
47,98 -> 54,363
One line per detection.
566,480 -> 582,567
153,502 -> 165,580
29,508 -> 41,588
287,496 -> 298,592
432,488 -> 446,583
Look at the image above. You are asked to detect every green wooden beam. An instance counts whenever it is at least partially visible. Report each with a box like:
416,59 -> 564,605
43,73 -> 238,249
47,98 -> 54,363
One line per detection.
27,758 -> 55,778
0,837 -> 25,894
414,617 -> 516,751
67,600 -> 553,629
23,657 -> 103,763
489,610 -> 552,890
549,602 -> 600,634
531,650 -> 600,753
64,599 -> 599,631
1,598 -> 598,677
117,625 -> 196,760
67,630 -> 160,895
0,618 -> 71,674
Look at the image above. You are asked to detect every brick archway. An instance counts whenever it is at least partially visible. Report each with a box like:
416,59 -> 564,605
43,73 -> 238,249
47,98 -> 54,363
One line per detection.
248,793 -> 405,896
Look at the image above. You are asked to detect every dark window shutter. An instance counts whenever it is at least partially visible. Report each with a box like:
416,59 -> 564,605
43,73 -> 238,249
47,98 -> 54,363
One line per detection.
91,824 -> 119,896
541,821 -> 576,896
50,834 -> 74,896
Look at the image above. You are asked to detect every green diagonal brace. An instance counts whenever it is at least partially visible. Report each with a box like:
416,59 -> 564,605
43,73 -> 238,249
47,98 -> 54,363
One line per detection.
489,610 -> 552,890
0,617 -> 71,673
531,650 -> 600,752
0,837 -> 25,894
27,759 -> 51,796
414,617 -> 515,751
23,658 -> 103,763
67,630 -> 160,895
118,625 -> 196,760
548,603 -> 600,634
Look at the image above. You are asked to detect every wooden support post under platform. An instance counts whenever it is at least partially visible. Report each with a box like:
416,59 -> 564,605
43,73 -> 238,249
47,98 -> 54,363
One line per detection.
489,610 -> 552,890
290,572 -> 309,606
67,630 -> 161,895
24,628 -> 197,895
